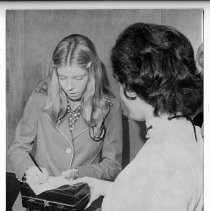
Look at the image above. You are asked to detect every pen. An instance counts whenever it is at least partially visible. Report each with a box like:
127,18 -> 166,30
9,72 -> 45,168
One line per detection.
29,153 -> 43,173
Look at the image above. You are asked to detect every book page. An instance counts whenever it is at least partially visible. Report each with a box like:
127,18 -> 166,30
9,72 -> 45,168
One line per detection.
27,176 -> 73,195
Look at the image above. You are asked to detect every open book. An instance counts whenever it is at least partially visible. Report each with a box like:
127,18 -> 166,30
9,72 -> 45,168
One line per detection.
27,176 -> 73,195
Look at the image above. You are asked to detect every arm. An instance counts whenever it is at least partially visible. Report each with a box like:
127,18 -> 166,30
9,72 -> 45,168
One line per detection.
8,91 -> 39,180
72,177 -> 114,209
76,98 -> 123,181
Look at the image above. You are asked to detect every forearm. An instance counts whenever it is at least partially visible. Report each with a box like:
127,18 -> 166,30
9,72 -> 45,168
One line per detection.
8,132 -> 35,180
8,92 -> 38,179
8,149 -> 33,180
76,160 -> 121,181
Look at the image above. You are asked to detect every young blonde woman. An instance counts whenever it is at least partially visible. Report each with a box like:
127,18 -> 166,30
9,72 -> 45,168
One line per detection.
8,34 -> 122,184
73,23 -> 203,211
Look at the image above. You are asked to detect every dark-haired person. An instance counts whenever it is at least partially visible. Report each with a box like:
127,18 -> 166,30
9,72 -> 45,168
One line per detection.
72,23 -> 203,211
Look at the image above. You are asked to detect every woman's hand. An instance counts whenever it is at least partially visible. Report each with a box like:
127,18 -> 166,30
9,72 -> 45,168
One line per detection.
25,165 -> 49,184
59,169 -> 78,181
71,177 -> 113,209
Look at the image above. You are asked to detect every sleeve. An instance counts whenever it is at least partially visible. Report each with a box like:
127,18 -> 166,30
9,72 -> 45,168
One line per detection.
7,92 -> 39,180
76,98 -> 123,181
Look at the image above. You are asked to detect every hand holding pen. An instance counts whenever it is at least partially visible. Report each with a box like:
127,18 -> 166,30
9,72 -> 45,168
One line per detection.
25,153 -> 49,184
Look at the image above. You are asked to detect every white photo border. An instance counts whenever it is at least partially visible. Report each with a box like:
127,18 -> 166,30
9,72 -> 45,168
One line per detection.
1,2 -> 209,210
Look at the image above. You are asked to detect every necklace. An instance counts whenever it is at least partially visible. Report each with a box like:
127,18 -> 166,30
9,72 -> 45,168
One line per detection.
67,98 -> 81,132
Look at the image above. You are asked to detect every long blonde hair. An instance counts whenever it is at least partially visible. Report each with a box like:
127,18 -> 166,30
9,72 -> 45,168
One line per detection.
39,34 -> 112,127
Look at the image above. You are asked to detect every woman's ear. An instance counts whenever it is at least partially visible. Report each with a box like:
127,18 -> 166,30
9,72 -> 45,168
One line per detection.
49,61 -> 56,73
123,88 -> 137,100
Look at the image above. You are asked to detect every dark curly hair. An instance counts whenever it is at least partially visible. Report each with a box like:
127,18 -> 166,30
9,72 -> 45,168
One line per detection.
111,22 -> 203,117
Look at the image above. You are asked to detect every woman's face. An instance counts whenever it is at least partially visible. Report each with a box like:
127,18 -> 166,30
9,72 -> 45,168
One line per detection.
57,64 -> 89,101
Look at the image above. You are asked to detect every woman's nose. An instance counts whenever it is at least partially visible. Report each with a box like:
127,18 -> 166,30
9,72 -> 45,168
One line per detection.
67,78 -> 75,91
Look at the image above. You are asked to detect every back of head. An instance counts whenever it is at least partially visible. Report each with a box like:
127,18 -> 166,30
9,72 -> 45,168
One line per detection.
111,22 -> 203,117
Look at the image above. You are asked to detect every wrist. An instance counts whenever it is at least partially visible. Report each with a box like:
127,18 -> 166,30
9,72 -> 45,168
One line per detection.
101,181 -> 113,196
72,168 -> 79,179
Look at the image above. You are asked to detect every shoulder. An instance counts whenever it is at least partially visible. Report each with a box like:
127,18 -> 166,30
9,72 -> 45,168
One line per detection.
104,96 -> 122,121
104,96 -> 122,126
27,88 -> 48,109
105,95 -> 121,111
140,133 -> 196,173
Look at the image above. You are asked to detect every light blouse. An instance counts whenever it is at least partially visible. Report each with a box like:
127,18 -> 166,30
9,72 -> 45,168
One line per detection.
102,116 -> 203,211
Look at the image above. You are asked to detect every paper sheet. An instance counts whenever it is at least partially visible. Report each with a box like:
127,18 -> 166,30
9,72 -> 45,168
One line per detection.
27,176 -> 73,195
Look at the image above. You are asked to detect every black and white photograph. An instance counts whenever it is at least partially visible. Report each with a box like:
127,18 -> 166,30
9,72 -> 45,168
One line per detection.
4,4 -> 208,211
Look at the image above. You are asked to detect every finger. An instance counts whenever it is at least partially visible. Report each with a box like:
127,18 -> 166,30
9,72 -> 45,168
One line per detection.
71,177 -> 87,185
26,176 -> 41,184
60,171 -> 70,179
68,178 -> 74,182
68,172 -> 76,180
26,178 -> 35,184
59,172 -> 65,179
40,174 -> 49,183
26,174 -> 36,181
34,168 -> 49,182
26,171 -> 41,181
26,170 -> 47,183
64,170 -> 74,178
41,168 -> 49,176
62,171 -> 67,177
41,169 -> 49,181
35,167 -> 45,177
85,200 -> 92,209
34,172 -> 45,182
85,194 -> 97,209
61,170 -> 72,179
85,192 -> 99,209
85,195 -> 95,209
27,166 -> 44,179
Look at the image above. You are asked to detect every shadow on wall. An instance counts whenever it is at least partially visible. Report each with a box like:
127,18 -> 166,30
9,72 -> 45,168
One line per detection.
122,114 -> 130,169
122,115 -> 147,168
136,121 -> 147,145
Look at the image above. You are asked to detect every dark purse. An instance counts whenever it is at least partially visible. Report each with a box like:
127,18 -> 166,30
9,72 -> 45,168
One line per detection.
20,182 -> 90,211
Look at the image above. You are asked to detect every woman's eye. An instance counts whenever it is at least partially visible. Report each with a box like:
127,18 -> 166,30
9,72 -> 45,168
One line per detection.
75,77 -> 83,80
59,76 -> 67,80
